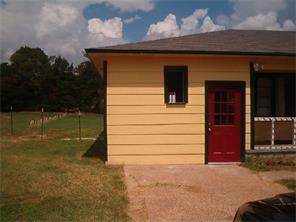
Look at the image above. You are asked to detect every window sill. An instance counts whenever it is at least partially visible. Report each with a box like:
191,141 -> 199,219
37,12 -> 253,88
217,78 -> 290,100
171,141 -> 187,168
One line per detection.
166,102 -> 187,105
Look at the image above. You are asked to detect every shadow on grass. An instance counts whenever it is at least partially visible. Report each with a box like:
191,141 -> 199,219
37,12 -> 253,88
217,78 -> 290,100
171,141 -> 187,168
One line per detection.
82,131 -> 107,162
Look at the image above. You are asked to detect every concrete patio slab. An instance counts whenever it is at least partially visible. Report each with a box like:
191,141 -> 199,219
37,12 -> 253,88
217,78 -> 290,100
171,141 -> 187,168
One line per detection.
124,165 -> 292,222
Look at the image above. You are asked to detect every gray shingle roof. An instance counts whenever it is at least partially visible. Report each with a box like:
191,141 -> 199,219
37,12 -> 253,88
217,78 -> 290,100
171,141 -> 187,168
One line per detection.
85,29 -> 296,56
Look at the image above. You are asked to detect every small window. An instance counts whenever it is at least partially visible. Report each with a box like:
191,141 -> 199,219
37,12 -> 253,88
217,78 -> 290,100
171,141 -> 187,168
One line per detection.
164,66 -> 188,103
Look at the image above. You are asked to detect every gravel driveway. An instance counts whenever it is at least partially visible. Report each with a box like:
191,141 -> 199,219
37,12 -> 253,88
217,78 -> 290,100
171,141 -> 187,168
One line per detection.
124,165 -> 294,222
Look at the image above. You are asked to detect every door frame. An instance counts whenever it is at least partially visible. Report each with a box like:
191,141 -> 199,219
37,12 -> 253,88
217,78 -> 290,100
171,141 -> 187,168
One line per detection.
205,81 -> 246,164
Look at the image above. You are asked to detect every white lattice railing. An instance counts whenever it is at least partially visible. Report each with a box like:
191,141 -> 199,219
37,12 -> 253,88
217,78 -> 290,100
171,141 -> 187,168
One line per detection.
254,117 -> 296,150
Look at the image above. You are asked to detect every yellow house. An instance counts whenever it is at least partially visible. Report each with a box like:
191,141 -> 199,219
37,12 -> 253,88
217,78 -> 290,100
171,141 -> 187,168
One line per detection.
86,29 -> 296,164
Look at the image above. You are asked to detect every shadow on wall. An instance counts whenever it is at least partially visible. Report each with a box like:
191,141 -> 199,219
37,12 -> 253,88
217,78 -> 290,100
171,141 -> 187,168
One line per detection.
82,131 -> 107,162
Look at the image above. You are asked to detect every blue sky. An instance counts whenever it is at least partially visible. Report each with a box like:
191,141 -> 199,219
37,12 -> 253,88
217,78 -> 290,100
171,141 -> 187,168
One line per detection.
1,0 -> 295,64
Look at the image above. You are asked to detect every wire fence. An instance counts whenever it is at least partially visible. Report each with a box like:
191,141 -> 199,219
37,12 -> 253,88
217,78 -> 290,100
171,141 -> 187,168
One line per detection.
5,106 -> 103,141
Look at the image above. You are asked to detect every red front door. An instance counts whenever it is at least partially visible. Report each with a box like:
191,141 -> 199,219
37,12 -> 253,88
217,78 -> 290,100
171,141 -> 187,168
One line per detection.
207,83 -> 242,162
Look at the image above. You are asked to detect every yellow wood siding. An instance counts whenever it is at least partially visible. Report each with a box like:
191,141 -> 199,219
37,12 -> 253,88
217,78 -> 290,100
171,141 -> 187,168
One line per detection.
108,94 -> 204,105
108,124 -> 204,135
108,154 -> 205,164
109,134 -> 204,145
100,54 -> 295,164
108,144 -> 204,155
108,83 -> 204,94
108,105 -> 204,114
108,114 -> 204,125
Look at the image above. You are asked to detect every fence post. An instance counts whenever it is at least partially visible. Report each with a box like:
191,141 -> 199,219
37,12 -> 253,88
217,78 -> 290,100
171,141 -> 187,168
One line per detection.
41,107 -> 44,139
78,110 -> 81,141
10,105 -> 13,136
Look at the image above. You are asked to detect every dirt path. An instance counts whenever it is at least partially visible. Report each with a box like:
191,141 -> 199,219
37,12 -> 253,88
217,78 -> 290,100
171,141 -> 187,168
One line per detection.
124,165 -> 291,222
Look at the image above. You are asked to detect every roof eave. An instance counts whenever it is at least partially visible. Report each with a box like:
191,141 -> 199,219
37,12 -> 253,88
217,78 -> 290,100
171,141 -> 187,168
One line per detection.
85,48 -> 296,57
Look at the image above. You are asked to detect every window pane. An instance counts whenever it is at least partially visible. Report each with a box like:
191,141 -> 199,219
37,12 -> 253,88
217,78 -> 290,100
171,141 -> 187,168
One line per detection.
257,107 -> 271,116
214,115 -> 220,125
257,98 -> 271,107
285,75 -> 296,116
215,103 -> 220,113
221,115 -> 227,124
165,67 -> 188,103
228,115 -> 234,124
227,92 -> 234,102
221,103 -> 227,113
257,87 -> 271,97
167,72 -> 183,102
214,91 -> 235,125
228,104 -> 234,113
257,78 -> 272,87
256,77 -> 272,117
221,92 -> 227,102
215,92 -> 221,102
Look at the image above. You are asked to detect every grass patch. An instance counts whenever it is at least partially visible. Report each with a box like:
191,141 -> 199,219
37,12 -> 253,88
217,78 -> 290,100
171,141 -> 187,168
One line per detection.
0,112 -> 59,136
0,112 -> 129,221
276,179 -> 296,191
241,155 -> 296,171
0,112 -> 102,139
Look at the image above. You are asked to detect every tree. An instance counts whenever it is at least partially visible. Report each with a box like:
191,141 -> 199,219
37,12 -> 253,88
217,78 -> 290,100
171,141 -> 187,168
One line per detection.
1,62 -> 14,110
42,56 -> 76,111
1,46 -> 102,112
1,46 -> 52,110
75,61 -> 102,112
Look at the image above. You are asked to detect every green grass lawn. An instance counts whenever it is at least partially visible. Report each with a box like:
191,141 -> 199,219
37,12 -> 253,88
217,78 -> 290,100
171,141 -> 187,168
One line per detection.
1,112 -> 102,139
0,112 -> 129,221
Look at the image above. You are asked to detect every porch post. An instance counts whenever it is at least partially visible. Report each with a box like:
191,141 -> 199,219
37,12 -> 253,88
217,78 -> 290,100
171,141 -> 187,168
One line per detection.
293,118 -> 296,146
271,118 -> 275,148
249,63 -> 255,150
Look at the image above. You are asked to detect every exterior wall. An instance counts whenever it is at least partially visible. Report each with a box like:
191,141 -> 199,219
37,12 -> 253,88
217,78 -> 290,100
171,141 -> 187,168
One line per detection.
103,54 -> 295,164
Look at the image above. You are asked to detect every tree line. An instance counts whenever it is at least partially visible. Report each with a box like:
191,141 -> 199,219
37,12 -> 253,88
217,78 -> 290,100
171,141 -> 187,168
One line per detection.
1,46 -> 103,113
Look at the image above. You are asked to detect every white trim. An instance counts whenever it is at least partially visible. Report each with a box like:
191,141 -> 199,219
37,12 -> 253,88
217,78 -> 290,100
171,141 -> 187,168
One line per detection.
254,145 -> 296,150
254,117 -> 296,121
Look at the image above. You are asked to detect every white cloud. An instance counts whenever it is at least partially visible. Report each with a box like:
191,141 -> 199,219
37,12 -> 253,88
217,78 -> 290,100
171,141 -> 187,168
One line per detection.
145,9 -> 225,40
283,19 -> 296,31
200,16 -> 225,32
181,8 -> 208,34
230,0 -> 287,23
88,34 -> 127,47
88,17 -> 123,38
0,0 -> 129,64
36,3 -> 79,38
216,14 -> 231,26
124,14 -> 141,24
215,0 -> 295,31
145,14 -> 180,40
233,12 -> 296,31
233,12 -> 280,30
